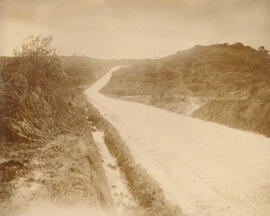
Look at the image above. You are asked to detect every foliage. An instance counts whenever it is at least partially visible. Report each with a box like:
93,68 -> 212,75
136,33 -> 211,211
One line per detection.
0,36 -> 118,215
12,35 -> 64,90
103,43 -> 270,100
0,35 -> 102,146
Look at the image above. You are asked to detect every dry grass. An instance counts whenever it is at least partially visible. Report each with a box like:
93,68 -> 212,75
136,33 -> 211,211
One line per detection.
0,133 -> 115,216
0,36 -> 115,214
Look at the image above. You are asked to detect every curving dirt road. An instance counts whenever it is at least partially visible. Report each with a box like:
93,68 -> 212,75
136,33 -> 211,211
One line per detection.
85,66 -> 270,216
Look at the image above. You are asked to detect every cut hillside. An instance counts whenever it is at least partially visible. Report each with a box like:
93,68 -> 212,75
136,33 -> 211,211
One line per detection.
101,43 -> 270,136
0,36 -> 115,215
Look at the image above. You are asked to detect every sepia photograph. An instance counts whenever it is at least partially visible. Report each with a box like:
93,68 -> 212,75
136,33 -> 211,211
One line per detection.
0,0 -> 270,216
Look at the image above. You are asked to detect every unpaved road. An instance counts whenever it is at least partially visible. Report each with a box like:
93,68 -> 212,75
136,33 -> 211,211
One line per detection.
85,66 -> 270,216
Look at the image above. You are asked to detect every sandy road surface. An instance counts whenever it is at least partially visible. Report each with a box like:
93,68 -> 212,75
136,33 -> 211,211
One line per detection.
85,66 -> 270,216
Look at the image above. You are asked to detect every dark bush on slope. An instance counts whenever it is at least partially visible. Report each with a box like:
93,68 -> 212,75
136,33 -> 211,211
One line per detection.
0,36 -> 105,148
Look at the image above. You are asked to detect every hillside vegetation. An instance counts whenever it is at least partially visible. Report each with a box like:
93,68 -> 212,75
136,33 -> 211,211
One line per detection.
101,43 -> 270,136
0,36 -> 115,214
0,40 -> 106,145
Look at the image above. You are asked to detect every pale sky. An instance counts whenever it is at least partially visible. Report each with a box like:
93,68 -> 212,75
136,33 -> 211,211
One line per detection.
0,0 -> 270,59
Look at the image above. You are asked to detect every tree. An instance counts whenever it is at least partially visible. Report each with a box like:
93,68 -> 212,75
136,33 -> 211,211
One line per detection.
0,35 -> 68,141
12,35 -> 63,91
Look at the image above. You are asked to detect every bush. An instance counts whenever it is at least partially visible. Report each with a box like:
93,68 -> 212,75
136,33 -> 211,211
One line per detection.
0,36 -> 93,146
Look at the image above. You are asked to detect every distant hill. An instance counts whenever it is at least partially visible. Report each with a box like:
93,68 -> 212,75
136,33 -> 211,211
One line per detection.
59,56 -> 106,87
101,43 -> 270,136
59,56 -> 148,87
